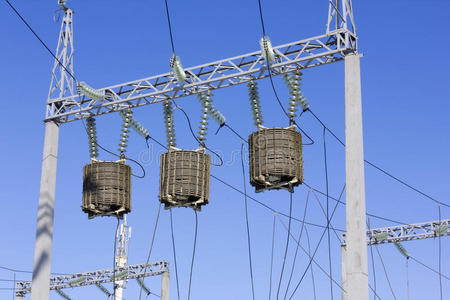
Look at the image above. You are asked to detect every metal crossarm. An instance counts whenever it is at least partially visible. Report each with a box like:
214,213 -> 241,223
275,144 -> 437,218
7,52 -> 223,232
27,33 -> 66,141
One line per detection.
47,28 -> 357,123
342,219 -> 450,246
15,261 -> 169,297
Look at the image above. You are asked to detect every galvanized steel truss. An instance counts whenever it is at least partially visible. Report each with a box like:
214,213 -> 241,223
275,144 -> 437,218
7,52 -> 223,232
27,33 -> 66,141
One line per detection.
342,219 -> 450,246
46,2 -> 357,124
15,261 -> 168,297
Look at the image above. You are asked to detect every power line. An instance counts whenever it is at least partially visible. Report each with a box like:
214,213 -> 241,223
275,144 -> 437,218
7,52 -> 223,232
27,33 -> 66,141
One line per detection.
139,203 -> 162,300
240,143 -> 256,300
288,185 -> 344,300
307,109 -> 450,209
268,213 -> 276,300
3,0 -> 76,81
323,127 -> 334,300
374,244 -> 397,300
276,191 -> 293,299
187,210 -> 198,300
283,191 -> 310,300
169,209 -> 180,300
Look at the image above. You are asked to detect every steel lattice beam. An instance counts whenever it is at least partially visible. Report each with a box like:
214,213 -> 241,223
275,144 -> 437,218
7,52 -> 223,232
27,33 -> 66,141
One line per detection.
342,219 -> 450,246
15,261 -> 168,297
47,28 -> 357,123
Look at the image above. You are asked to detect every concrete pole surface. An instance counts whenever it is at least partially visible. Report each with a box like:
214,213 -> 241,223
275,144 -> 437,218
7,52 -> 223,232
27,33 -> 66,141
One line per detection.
30,121 -> 60,300
161,271 -> 170,300
341,245 -> 348,300
344,53 -> 369,300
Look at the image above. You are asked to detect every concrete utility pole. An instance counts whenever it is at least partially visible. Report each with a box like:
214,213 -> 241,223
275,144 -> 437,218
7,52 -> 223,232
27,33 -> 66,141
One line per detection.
115,216 -> 131,299
30,5 -> 74,300
161,271 -> 170,300
343,53 -> 369,300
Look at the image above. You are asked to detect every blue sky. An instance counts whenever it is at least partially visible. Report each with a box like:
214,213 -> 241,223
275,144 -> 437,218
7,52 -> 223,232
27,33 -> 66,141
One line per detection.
1,0 -> 449,299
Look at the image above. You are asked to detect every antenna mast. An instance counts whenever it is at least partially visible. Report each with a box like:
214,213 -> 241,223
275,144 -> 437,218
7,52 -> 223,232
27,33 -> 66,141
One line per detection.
115,217 -> 131,300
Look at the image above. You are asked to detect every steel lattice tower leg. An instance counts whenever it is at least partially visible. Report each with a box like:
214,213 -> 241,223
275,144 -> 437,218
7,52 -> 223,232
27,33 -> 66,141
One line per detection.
31,8 -> 74,300
344,53 -> 369,300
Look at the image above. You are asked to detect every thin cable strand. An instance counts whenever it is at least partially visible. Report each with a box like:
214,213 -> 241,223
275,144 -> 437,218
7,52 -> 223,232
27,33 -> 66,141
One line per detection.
269,213 -> 276,300
323,127 -> 334,300
81,118 -> 146,178
4,0 -> 77,81
187,210 -> 198,300
139,203 -> 162,300
283,191 -> 310,300
241,143 -> 256,300
304,227 -> 317,300
375,244 -> 397,300
169,209 -> 181,300
171,99 -> 224,166
164,0 -> 175,53
288,185 -> 344,300
276,191 -> 293,299
307,109 -> 450,208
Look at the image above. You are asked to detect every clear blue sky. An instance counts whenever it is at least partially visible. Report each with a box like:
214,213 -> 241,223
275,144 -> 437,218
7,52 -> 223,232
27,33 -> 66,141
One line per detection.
1,0 -> 449,299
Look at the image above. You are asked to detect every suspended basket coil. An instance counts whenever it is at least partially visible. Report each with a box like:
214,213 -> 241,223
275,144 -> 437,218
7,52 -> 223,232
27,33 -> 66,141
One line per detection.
248,126 -> 303,192
82,160 -> 131,219
159,148 -> 210,210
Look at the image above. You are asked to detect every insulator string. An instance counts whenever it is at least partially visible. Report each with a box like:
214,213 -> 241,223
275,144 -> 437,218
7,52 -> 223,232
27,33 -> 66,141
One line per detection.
118,108 -> 132,156
86,116 -> 99,159
248,80 -> 264,127
163,99 -> 176,148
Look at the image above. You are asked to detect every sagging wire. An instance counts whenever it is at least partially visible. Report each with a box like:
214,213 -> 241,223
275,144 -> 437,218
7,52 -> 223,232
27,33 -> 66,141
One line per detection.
86,117 -> 99,159
138,203 -> 162,300
323,127 -> 334,300
171,98 -> 224,166
80,118 -> 146,178
240,142 -> 256,300
283,191 -> 310,300
248,80 -> 264,127
276,191 -> 293,300
277,206 -> 347,297
287,184 -> 344,300
169,209 -> 181,300
188,210 -> 199,300
255,0 -> 315,145
307,109 -> 450,209
163,99 -> 177,148
374,244 -> 397,300
268,213 -> 276,300
4,0 -> 77,82
304,227 -> 317,300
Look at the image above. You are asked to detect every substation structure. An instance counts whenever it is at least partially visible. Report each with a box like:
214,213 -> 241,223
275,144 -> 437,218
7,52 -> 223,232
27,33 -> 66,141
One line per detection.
341,219 -> 450,300
31,1 -> 373,300
16,261 -> 169,300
